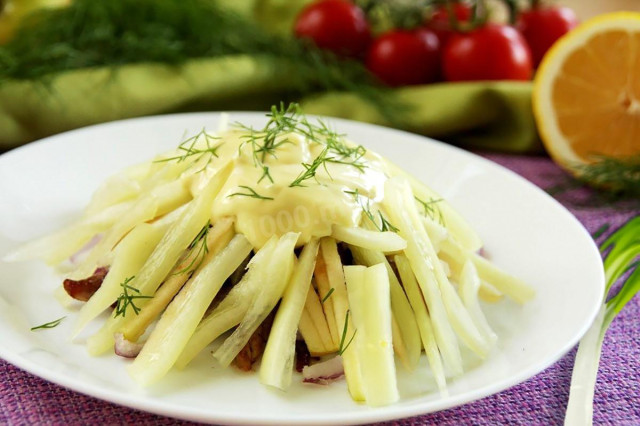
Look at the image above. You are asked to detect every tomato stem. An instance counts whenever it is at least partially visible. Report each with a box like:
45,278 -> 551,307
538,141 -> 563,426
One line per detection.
441,0 -> 487,32
356,0 -> 429,31
500,0 -> 519,25
444,0 -> 460,32
471,0 -> 489,29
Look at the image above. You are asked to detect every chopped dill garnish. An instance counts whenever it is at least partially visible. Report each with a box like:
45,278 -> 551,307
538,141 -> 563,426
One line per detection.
31,316 -> 66,331
376,211 -> 399,232
346,188 -> 399,232
415,196 -> 445,226
114,276 -> 152,318
289,144 -> 367,187
338,310 -> 357,356
237,104 -> 297,164
173,221 -> 210,275
321,287 -> 335,304
362,200 -> 398,232
228,185 -> 274,200
289,147 -> 331,187
154,128 -> 222,170
257,165 -> 274,184
235,103 -> 368,187
236,103 -> 301,184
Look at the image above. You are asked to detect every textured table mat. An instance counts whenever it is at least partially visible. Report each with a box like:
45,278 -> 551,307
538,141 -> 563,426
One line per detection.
1,152 -> 638,425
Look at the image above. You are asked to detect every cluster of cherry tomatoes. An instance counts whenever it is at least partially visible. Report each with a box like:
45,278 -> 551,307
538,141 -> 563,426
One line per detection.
294,0 -> 578,87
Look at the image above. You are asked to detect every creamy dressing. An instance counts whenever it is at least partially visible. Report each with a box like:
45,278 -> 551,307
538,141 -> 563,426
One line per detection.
179,128 -> 390,248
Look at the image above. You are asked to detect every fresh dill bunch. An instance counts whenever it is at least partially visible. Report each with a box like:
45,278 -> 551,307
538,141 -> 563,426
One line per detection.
0,0 -> 405,124
573,155 -> 640,199
547,155 -> 640,209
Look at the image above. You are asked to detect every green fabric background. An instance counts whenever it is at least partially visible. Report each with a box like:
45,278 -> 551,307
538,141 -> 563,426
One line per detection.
0,0 -> 542,152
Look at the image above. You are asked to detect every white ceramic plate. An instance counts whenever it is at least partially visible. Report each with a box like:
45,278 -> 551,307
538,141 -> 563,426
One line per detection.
0,113 -> 604,425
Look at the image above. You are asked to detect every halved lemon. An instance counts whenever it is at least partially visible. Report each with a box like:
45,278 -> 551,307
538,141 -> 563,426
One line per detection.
533,12 -> 640,174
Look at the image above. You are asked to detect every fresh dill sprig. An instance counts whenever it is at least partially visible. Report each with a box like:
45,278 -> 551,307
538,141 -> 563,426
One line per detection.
338,310 -> 357,356
321,288 -> 335,304
345,188 -> 399,232
235,103 -> 368,187
362,200 -> 399,232
415,196 -> 445,226
546,155 -> 640,209
154,128 -> 222,169
288,143 -> 367,187
228,185 -> 274,200
289,147 -> 331,187
31,316 -> 66,331
258,165 -> 274,184
236,103 -> 299,184
297,112 -> 368,172
376,211 -> 399,232
114,276 -> 152,318
173,221 -> 210,275
573,154 -> 640,199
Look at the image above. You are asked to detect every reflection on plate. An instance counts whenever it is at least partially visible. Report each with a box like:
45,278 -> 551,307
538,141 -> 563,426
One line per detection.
0,113 -> 604,425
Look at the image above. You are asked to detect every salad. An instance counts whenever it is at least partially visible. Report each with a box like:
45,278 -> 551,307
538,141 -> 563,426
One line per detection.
6,104 -> 534,407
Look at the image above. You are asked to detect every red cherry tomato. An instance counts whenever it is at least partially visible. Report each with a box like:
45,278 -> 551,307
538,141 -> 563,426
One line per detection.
426,2 -> 473,46
517,6 -> 579,67
294,0 -> 371,58
366,28 -> 441,87
442,24 -> 533,82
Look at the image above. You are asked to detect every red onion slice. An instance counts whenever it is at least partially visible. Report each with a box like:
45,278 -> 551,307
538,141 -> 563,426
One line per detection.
302,355 -> 345,385
63,266 -> 109,301
114,333 -> 143,358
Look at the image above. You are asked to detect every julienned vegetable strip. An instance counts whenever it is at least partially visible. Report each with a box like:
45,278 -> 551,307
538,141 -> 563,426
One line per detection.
260,239 -> 319,390
318,237 -> 365,401
86,165 -> 231,355
174,238 -> 277,369
331,225 -> 407,253
345,263 -> 399,406
564,217 -> 640,425
121,219 -> 235,342
128,234 -> 253,385
72,223 -> 165,338
349,245 -> 422,371
395,254 -> 447,395
313,254 -> 341,347
213,233 -> 298,368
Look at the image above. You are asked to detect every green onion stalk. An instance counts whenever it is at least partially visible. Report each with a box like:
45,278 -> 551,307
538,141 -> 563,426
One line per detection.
565,217 -> 640,425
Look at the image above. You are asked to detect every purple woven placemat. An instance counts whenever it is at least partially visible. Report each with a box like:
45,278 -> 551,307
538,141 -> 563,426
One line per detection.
1,153 -> 638,426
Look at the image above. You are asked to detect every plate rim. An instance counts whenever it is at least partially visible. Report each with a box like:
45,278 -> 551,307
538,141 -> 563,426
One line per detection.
0,111 -> 605,425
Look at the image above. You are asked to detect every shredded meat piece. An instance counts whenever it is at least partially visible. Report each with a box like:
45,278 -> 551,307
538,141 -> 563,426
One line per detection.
295,339 -> 312,373
234,311 -> 275,371
63,267 -> 109,301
